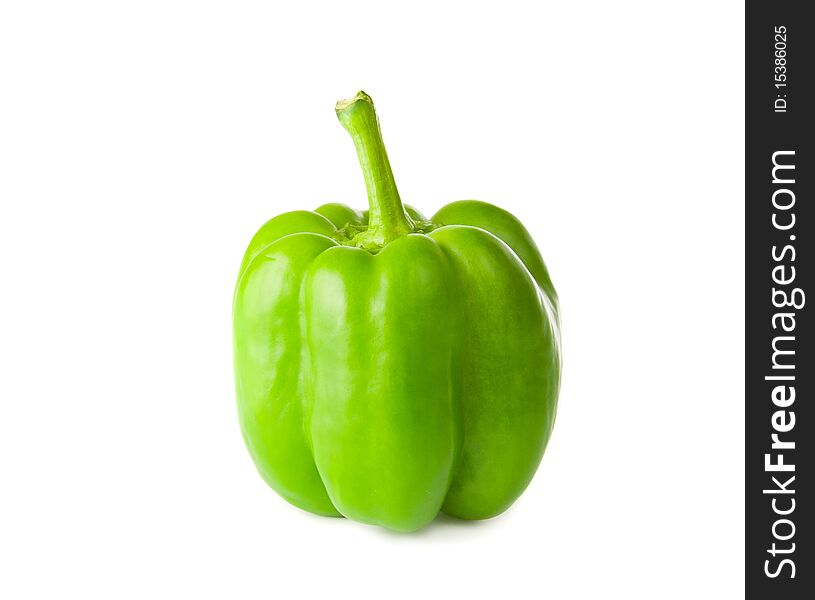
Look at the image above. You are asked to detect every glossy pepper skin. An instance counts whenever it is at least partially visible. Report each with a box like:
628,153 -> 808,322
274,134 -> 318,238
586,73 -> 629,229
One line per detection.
233,92 -> 561,532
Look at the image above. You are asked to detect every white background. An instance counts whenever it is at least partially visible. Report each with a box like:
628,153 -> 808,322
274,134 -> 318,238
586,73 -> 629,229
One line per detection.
0,1 -> 744,598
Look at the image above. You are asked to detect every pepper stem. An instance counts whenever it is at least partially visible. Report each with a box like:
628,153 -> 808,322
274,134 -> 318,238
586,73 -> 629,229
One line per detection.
336,91 -> 414,246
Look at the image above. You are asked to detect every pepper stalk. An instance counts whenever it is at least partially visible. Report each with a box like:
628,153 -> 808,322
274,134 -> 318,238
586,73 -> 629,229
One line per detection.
335,91 -> 415,248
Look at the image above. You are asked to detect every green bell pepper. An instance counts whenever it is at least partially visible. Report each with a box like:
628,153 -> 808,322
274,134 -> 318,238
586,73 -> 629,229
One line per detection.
233,91 -> 561,532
